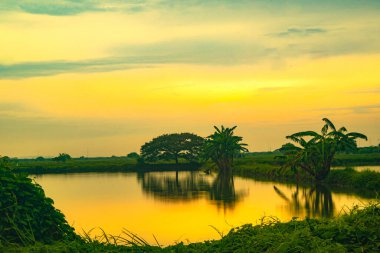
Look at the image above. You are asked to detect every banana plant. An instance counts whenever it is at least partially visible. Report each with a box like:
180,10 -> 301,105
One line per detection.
203,126 -> 248,172
284,118 -> 367,181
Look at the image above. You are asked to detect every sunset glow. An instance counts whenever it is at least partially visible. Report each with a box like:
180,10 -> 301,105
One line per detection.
1,1 -> 379,157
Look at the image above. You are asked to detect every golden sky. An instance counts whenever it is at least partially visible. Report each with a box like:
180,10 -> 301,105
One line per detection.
0,1 -> 379,157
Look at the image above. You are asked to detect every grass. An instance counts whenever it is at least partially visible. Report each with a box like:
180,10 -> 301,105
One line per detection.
2,202 -> 379,252
11,153 -> 380,174
13,158 -> 201,174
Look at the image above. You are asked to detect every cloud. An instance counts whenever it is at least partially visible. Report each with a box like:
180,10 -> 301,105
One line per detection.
0,39 -> 275,79
317,104 -> 380,114
272,27 -> 327,37
2,30 -> 380,79
0,114 -> 148,139
0,58 -> 153,79
0,0 -> 147,16
1,0 -> 380,16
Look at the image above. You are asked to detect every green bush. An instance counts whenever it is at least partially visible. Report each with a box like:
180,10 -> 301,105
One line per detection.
326,168 -> 380,193
0,167 -> 77,245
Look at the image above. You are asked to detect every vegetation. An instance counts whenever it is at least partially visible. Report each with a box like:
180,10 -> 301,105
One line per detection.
52,153 -> 72,162
2,202 -> 379,252
283,118 -> 367,181
0,164 -> 76,246
126,152 -> 140,159
355,144 -> 380,154
203,126 -> 248,172
141,133 -> 204,164
13,158 -> 201,174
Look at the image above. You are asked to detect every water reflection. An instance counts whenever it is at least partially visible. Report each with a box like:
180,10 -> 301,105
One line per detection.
274,184 -> 334,218
32,172 -> 371,244
138,170 -> 247,210
210,170 -> 246,211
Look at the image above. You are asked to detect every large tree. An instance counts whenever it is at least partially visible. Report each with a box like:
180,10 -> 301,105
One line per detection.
203,126 -> 248,172
284,118 -> 367,181
140,133 -> 204,164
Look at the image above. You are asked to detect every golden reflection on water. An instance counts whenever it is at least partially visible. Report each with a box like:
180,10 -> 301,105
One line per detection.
33,171 -> 371,245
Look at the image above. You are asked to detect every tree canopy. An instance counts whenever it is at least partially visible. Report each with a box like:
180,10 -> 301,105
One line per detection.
140,133 -> 204,164
127,152 -> 140,159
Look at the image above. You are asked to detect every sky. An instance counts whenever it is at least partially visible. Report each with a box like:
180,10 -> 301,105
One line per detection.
0,0 -> 379,157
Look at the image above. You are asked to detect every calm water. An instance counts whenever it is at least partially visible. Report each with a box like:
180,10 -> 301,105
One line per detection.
33,171 -> 372,245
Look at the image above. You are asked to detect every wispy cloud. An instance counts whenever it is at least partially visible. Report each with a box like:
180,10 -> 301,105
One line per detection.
0,0 -> 147,16
271,27 -> 327,37
0,58 -> 153,79
0,39 -> 275,79
316,104 -> 380,114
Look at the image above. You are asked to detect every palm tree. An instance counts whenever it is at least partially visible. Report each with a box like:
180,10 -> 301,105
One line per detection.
204,126 -> 248,172
284,118 -> 367,181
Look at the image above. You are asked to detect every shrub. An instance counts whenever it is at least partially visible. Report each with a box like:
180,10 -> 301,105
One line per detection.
0,166 -> 77,245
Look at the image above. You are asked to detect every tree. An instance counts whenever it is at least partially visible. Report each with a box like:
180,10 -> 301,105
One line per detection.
140,133 -> 204,164
52,153 -> 71,162
0,156 -> 11,170
203,126 -> 248,172
284,118 -> 367,181
127,152 -> 140,159
276,143 -> 301,155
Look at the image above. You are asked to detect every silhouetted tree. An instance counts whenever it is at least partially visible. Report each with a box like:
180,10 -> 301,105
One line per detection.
52,153 -> 71,162
203,126 -> 248,172
140,133 -> 204,164
127,152 -> 140,159
284,118 -> 367,181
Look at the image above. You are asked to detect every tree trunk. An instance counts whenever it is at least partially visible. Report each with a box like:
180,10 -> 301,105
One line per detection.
175,154 -> 179,164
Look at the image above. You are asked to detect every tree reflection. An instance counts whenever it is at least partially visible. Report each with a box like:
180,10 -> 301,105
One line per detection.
138,170 -> 246,210
273,184 -> 334,218
210,169 -> 246,211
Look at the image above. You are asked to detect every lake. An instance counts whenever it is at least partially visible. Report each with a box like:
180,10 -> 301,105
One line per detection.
32,171 -> 372,245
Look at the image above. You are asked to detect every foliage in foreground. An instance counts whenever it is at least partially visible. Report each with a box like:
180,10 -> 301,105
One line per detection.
3,202 -> 379,253
0,166 -> 77,245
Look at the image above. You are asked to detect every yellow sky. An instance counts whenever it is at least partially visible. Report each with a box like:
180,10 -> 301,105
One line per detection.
0,1 -> 379,157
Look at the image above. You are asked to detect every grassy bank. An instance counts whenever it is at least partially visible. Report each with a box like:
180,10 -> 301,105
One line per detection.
11,153 -> 380,174
13,158 -> 201,174
3,202 -> 379,252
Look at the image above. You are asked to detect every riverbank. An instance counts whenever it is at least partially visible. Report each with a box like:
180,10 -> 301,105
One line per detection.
11,153 -> 380,197
12,153 -> 380,174
14,158 -> 201,174
3,202 -> 379,252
